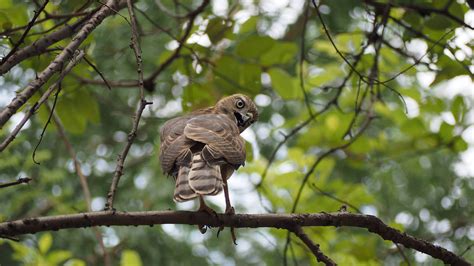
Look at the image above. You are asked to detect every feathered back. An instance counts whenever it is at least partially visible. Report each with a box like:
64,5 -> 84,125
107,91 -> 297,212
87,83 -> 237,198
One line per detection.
159,94 -> 258,202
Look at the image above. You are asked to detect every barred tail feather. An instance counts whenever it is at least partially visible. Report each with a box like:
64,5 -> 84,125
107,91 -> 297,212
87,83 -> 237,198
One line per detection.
188,154 -> 223,195
173,165 -> 197,202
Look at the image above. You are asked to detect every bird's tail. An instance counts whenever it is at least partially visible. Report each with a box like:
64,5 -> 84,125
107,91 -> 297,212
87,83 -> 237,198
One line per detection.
173,163 -> 197,202
188,153 -> 223,195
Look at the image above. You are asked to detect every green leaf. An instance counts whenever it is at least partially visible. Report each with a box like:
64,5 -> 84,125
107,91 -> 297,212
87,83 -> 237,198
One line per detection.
39,233 -> 52,254
400,118 -> 426,138
268,68 -> 300,99
50,89 -> 100,134
0,5 -> 28,27
439,122 -> 454,141
239,17 -> 257,34
309,65 -> 343,87
451,96 -> 465,123
0,0 -> 12,8
245,141 -> 254,162
120,250 -> 143,266
403,11 -> 421,24
213,56 -> 261,94
452,137 -> 468,152
182,83 -> 215,111
432,55 -> 467,85
206,18 -> 233,44
235,35 -> 275,59
64,259 -> 86,266
448,3 -> 466,20
76,89 -> 100,124
47,250 -> 72,264
56,96 -> 87,134
0,11 -> 12,30
240,63 -> 261,92
426,14 -> 453,30
8,241 -> 31,260
261,42 -> 298,66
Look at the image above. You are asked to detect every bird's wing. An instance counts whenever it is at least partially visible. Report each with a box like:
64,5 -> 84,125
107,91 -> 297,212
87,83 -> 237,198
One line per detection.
183,114 -> 246,166
159,116 -> 194,175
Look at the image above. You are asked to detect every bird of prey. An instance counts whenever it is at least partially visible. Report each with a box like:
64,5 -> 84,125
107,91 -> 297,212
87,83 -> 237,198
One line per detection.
159,94 -> 258,237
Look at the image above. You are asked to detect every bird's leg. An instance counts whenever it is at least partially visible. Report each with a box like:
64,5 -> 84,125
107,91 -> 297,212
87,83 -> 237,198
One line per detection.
198,195 -> 218,216
197,195 -> 217,234
217,178 -> 237,245
223,178 -> 234,215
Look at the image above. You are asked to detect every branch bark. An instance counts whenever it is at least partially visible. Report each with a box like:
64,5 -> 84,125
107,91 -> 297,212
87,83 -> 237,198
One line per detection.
0,211 -> 469,265
290,226 -> 336,266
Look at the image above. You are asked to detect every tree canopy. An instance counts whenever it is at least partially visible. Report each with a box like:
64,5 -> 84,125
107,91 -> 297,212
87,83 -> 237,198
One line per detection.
0,0 -> 473,265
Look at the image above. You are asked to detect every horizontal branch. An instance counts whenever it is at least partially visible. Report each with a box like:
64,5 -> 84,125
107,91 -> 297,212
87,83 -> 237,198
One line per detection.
0,211 -> 468,265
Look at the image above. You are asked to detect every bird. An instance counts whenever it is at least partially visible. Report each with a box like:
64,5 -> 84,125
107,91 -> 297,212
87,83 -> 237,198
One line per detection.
159,94 -> 258,239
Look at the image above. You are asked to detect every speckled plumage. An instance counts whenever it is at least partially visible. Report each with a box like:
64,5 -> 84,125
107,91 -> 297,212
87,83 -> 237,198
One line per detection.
159,94 -> 258,203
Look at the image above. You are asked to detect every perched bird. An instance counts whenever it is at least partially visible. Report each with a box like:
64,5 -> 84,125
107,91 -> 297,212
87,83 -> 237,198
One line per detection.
159,94 -> 258,236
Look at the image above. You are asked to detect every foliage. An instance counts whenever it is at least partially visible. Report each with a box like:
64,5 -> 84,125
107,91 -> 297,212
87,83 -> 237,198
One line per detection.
0,0 -> 473,265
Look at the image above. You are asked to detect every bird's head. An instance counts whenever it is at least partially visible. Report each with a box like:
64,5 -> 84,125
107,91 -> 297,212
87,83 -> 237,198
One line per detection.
215,94 -> 258,133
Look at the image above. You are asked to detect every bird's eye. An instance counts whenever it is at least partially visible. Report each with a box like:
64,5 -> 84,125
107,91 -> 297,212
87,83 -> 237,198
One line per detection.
235,99 -> 245,109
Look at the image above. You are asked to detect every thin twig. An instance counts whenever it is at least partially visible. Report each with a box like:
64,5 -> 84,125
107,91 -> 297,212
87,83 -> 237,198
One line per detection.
0,0 -> 50,64
48,105 -> 111,266
0,177 -> 32,189
290,226 -> 336,266
143,0 -> 210,87
364,0 -> 474,30
284,113 -> 375,264
395,243 -> 411,266
104,0 -> 152,210
0,50 -> 85,152
0,235 -> 20,241
83,56 -> 112,90
459,243 -> 473,257
0,0 -> 125,128
309,183 -> 362,213
32,80 -> 62,164
0,11 -> 89,36
299,0 -> 313,116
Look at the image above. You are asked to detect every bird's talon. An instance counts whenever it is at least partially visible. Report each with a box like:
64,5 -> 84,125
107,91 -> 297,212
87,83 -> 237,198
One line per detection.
198,204 -> 218,218
230,227 -> 237,245
198,224 -> 207,234
217,225 -> 224,238
225,206 -> 235,215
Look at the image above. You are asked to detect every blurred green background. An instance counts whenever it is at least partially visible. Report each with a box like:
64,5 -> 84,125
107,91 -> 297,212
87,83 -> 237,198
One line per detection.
0,0 -> 473,265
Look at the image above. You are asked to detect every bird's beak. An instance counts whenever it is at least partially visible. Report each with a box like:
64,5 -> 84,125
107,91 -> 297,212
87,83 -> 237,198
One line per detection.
241,112 -> 253,124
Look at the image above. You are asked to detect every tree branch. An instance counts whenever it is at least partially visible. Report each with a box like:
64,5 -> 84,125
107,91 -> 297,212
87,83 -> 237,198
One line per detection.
104,0 -> 152,210
0,211 -> 469,265
0,177 -> 32,189
49,105 -> 111,266
0,0 -> 50,65
0,50 -> 85,152
143,0 -> 210,89
0,11 -> 93,75
364,0 -> 474,30
0,0 -> 126,129
290,226 -> 336,266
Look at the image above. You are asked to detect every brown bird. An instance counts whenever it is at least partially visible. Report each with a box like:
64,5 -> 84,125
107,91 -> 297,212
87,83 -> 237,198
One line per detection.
159,94 -> 258,237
